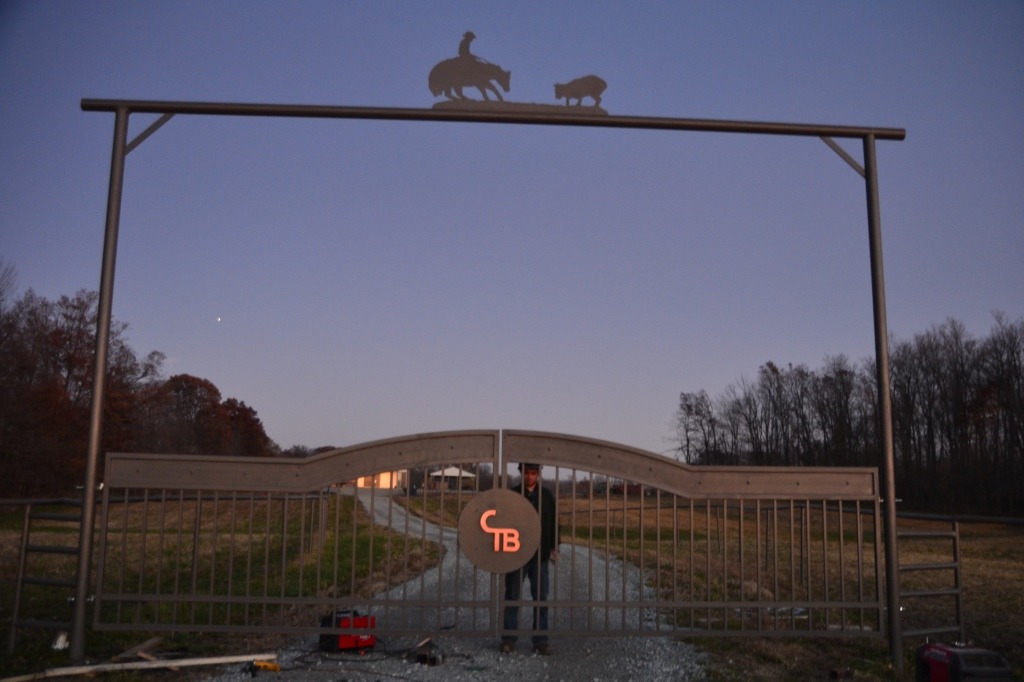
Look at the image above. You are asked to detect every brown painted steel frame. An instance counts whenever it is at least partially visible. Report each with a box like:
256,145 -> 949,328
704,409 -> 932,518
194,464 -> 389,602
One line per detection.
75,99 -> 905,669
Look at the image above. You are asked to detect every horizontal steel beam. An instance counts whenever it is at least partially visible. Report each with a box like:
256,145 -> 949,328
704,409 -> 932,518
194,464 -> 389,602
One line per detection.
81,98 -> 906,141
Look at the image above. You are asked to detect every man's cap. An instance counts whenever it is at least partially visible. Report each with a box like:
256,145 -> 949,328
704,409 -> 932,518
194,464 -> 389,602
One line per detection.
518,462 -> 541,472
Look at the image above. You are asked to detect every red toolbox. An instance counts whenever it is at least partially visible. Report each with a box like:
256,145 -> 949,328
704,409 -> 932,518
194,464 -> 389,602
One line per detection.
915,642 -> 1012,682
318,610 -> 377,651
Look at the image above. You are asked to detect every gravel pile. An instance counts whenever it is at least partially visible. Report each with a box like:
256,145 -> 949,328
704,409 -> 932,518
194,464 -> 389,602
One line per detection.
204,634 -> 708,681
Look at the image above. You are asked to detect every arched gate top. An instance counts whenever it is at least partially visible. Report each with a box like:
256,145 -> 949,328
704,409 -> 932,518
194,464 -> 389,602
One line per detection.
106,428 -> 877,500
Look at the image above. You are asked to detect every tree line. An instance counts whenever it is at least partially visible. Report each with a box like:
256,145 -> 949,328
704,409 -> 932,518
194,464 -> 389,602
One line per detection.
0,262 -> 276,498
674,314 -> 1024,516
3,260 -> 1021,514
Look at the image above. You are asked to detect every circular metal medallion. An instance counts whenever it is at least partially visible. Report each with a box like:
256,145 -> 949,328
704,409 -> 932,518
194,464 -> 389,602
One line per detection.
457,488 -> 540,573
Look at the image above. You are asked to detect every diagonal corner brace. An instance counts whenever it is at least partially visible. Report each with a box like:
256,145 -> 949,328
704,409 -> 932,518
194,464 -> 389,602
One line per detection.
126,112 -> 175,155
821,136 -> 865,178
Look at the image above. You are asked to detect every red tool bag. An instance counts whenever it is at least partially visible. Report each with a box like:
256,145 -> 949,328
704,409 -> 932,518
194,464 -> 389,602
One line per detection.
915,642 -> 1012,682
318,609 -> 377,651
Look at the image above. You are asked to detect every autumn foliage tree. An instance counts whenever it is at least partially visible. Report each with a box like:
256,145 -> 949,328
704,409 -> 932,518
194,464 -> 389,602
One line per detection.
132,375 -> 274,457
0,267 -> 275,498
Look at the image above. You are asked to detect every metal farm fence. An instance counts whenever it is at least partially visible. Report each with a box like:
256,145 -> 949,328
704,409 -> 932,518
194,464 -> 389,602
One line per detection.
90,430 -> 884,642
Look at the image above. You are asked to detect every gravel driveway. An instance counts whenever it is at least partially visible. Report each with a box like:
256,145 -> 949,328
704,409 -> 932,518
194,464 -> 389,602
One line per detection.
203,490 -> 709,681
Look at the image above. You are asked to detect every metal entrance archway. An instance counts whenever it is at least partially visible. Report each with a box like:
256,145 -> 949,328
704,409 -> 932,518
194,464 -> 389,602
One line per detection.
75,99 -> 905,666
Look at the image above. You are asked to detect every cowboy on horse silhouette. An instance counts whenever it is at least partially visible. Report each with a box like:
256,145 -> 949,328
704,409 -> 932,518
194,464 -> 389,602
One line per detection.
429,32 -> 511,102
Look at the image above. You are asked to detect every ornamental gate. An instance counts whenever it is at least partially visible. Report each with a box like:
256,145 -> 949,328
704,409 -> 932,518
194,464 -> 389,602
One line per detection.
95,429 -> 883,643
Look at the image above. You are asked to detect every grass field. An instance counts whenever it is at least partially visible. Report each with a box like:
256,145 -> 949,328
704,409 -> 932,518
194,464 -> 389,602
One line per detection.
1,499 -> 1020,680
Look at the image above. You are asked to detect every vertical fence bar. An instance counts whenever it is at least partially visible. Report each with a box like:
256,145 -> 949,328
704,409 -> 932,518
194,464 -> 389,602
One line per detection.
209,492 -> 220,625
689,498 -> 696,630
568,468 -> 578,631
872,499 -> 885,636
822,501 -> 829,629
952,521 -> 964,641
721,500 -> 728,630
772,500 -> 780,630
654,489 -> 662,631
619,480 -> 627,629
789,502 -> 797,629
672,494 -> 679,632
172,491 -> 185,626
705,499 -> 712,628
136,490 -> 151,625
587,478 -> 597,628
330,487 -> 341,617
296,493 -> 306,601
452,466 -> 462,627
7,504 -> 32,655
738,499 -> 746,631
549,466 -> 559,632
401,475 -> 413,622
191,494 -> 203,627
434,473 -> 445,621
93,492 -> 110,629
114,492 -> 129,625
838,501 -> 847,629
244,492 -> 255,627
155,490 -> 168,626
855,500 -> 865,629
347,486 -> 357,607
603,479 -> 610,630
755,499 -> 763,631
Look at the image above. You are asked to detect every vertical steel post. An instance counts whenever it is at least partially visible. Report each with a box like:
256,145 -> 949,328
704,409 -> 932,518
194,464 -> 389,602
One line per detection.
70,106 -> 129,662
863,134 -> 902,675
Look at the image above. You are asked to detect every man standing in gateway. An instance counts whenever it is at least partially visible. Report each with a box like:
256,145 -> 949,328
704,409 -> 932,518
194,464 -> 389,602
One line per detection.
501,462 -> 559,655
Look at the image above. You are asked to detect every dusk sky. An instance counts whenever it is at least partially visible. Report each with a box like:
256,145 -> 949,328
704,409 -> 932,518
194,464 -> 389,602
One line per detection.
2,2 -> 1021,456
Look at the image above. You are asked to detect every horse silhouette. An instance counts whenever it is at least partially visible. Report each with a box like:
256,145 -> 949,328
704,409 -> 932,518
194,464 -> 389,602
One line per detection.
429,57 -> 511,102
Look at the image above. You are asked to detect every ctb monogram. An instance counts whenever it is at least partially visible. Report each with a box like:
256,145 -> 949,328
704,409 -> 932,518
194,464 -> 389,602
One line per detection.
479,509 -> 520,552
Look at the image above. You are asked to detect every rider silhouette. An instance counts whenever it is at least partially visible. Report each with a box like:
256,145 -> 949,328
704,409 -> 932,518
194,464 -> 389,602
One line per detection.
459,31 -> 476,59
458,31 -> 495,66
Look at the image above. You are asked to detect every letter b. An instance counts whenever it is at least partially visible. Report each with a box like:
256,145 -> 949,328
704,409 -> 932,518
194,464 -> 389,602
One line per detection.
502,529 -> 520,552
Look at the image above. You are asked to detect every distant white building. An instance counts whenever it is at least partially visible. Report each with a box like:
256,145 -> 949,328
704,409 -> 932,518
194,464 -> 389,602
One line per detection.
429,466 -> 476,490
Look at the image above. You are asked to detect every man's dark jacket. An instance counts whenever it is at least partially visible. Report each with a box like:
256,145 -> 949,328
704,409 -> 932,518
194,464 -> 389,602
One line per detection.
511,482 -> 559,562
